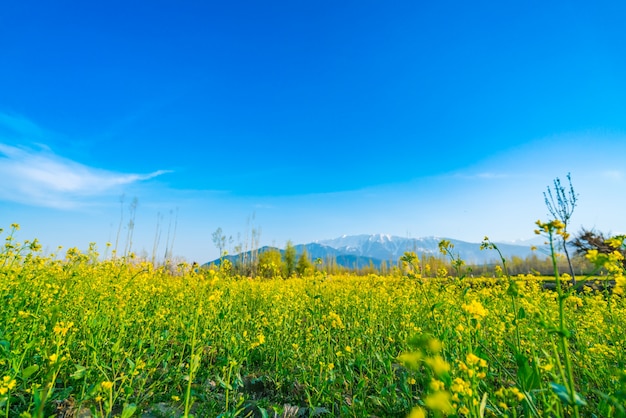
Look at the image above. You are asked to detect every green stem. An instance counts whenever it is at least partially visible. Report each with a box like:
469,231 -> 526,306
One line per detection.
548,230 -> 580,418
184,309 -> 200,418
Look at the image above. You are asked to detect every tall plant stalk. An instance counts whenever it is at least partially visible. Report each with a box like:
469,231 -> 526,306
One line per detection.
536,220 -> 583,418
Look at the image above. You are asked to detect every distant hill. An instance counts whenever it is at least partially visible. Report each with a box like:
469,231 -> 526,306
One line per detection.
205,234 -> 542,269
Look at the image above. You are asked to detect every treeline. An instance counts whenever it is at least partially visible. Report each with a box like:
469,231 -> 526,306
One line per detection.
207,247 -> 601,279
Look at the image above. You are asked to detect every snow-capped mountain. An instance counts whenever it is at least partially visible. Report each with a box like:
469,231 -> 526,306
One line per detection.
315,234 -> 539,265
208,234 -> 541,268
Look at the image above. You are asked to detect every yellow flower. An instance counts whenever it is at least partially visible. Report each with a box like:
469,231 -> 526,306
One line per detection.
426,355 -> 450,376
510,387 -> 525,401
462,300 -> 488,320
466,353 -> 480,366
429,379 -> 445,391
615,274 -> 625,296
101,381 -> 114,391
494,265 -> 503,277
427,338 -> 443,354
53,321 -> 74,337
3,376 -> 15,388
424,391 -> 455,415
398,351 -> 423,370
407,407 -> 426,418
451,377 -> 471,395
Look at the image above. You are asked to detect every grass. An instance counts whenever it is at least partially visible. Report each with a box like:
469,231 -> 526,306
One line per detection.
0,224 -> 625,417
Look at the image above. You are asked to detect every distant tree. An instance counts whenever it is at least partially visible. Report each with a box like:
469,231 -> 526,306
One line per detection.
571,228 -> 610,256
212,227 -> 225,253
296,248 -> 313,277
380,260 -> 388,275
325,255 -> 338,274
314,257 -> 323,270
258,249 -> 283,278
571,228 -> 626,269
212,227 -> 227,262
544,173 -> 578,283
124,197 -> 139,257
283,241 -> 297,278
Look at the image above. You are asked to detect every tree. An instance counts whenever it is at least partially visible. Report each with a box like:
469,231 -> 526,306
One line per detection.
544,173 -> 578,283
283,241 -> 297,278
571,228 -> 626,270
258,249 -> 283,278
212,227 -> 227,262
296,248 -> 313,277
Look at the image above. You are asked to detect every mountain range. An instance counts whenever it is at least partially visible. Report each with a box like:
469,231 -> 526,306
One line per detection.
208,234 -> 543,269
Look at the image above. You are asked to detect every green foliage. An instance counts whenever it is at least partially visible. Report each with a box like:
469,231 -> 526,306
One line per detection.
295,249 -> 313,277
283,240 -> 297,278
2,224 -> 626,417
258,249 -> 283,279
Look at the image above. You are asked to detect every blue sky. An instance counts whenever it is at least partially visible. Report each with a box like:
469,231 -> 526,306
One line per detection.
1,0 -> 625,262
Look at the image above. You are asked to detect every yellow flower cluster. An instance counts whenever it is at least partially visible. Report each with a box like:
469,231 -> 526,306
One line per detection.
494,386 -> 526,411
101,381 -> 114,391
1,229 -> 625,416
324,311 -> 345,329
535,219 -> 569,239
0,375 -> 16,395
250,333 -> 266,349
53,321 -> 74,337
451,353 -> 488,415
461,300 -> 488,321
585,236 -> 626,295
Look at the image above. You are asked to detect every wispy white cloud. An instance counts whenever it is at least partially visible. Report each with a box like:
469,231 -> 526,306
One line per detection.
0,112 -> 170,208
0,143 -> 169,209
470,172 -> 510,180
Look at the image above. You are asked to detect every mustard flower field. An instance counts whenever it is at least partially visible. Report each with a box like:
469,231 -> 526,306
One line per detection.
1,224 -> 625,417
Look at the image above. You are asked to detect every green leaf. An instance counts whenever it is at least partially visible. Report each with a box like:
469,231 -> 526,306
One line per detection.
516,353 -> 541,391
479,392 -> 488,417
518,307 -> 526,320
431,302 -> 444,312
126,358 -> 135,369
120,403 -> 137,418
22,364 -> 39,379
216,375 -> 233,391
560,328 -> 572,338
70,365 -> 86,380
258,406 -> 269,418
550,382 -> 587,406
